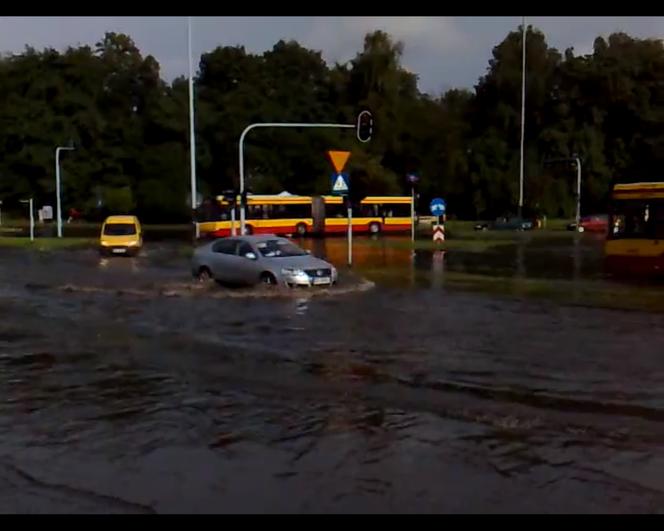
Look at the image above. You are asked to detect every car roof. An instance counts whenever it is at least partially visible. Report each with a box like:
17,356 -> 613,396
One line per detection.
227,234 -> 288,243
104,215 -> 138,224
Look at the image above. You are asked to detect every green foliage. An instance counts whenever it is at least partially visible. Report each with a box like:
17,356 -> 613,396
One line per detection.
0,27 -> 662,221
102,186 -> 135,214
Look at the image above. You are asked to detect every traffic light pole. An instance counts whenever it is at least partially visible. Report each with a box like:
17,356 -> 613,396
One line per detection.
347,200 -> 353,267
238,122 -> 357,236
574,156 -> 581,231
411,185 -> 416,243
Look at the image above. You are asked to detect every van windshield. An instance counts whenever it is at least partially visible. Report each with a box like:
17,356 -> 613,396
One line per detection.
103,223 -> 136,236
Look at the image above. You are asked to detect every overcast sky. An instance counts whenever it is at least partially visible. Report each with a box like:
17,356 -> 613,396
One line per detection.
0,17 -> 662,94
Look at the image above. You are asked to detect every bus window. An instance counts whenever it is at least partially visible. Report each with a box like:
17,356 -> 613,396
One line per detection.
247,205 -> 263,220
653,202 -> 664,239
247,203 -> 311,220
611,201 -> 650,239
198,200 -> 231,222
359,204 -> 379,217
384,204 -> 411,217
272,204 -> 311,219
325,202 -> 347,218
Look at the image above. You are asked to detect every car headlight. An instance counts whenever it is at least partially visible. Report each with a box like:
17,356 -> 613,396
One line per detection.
331,266 -> 338,278
281,268 -> 306,276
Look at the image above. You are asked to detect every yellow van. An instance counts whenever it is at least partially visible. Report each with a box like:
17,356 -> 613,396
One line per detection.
99,215 -> 142,256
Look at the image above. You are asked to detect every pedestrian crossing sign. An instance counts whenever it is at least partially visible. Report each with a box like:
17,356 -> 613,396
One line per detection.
331,173 -> 350,195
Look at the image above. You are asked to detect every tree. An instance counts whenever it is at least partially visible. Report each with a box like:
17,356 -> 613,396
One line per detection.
1,26 -> 662,222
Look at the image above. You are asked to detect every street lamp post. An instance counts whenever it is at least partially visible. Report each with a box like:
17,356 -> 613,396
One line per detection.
20,198 -> 34,242
187,16 -> 199,239
518,16 -> 527,219
573,156 -> 581,230
55,145 -> 75,238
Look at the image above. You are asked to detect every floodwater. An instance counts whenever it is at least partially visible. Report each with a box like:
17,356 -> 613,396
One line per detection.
1,235 -> 664,513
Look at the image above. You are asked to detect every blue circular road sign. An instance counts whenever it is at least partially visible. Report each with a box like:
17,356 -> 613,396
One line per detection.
430,198 -> 446,216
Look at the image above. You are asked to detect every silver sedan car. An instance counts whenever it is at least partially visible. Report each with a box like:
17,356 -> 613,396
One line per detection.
191,235 -> 338,287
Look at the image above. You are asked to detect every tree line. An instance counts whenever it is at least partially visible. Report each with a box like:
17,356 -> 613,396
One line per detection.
0,26 -> 662,222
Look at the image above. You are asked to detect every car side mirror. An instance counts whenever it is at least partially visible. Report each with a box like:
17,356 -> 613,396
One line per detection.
244,252 -> 257,260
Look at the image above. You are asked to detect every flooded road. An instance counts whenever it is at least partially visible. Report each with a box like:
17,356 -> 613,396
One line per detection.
1,237 -> 664,513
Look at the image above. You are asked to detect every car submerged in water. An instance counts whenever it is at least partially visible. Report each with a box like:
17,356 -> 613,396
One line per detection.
191,235 -> 338,287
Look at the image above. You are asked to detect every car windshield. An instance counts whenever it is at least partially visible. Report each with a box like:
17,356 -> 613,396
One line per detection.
103,223 -> 136,236
256,239 -> 307,258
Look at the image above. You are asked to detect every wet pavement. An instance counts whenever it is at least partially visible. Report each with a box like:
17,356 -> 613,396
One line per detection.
1,236 -> 664,513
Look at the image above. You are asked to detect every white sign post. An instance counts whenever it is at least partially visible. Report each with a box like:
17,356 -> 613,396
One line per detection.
430,198 -> 447,244
20,199 -> 34,242
347,200 -> 353,267
328,151 -> 352,267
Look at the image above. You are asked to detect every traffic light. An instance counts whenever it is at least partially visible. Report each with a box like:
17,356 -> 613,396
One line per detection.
356,110 -> 373,143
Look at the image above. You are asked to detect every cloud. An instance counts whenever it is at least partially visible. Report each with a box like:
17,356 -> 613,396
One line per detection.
301,17 -> 466,61
569,41 -> 595,57
0,17 -> 662,95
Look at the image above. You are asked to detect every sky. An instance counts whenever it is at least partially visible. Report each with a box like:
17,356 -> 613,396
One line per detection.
0,17 -> 662,94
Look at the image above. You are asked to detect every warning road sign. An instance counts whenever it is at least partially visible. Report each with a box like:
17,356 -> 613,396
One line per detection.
331,173 -> 350,195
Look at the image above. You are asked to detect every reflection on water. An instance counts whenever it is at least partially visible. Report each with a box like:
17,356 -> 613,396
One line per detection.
299,234 -> 604,284
300,236 -> 415,270
516,240 -> 525,279
2,267 -> 664,512
98,256 -> 141,274
573,236 -> 581,282
294,298 -> 309,317
1,238 -> 664,512
431,250 -> 445,289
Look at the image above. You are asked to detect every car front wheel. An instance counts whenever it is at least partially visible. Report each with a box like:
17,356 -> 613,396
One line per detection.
197,267 -> 213,283
260,272 -> 277,286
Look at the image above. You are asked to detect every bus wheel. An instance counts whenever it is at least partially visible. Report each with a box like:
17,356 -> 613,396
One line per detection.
295,223 -> 307,237
243,225 -> 254,235
369,222 -> 381,234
